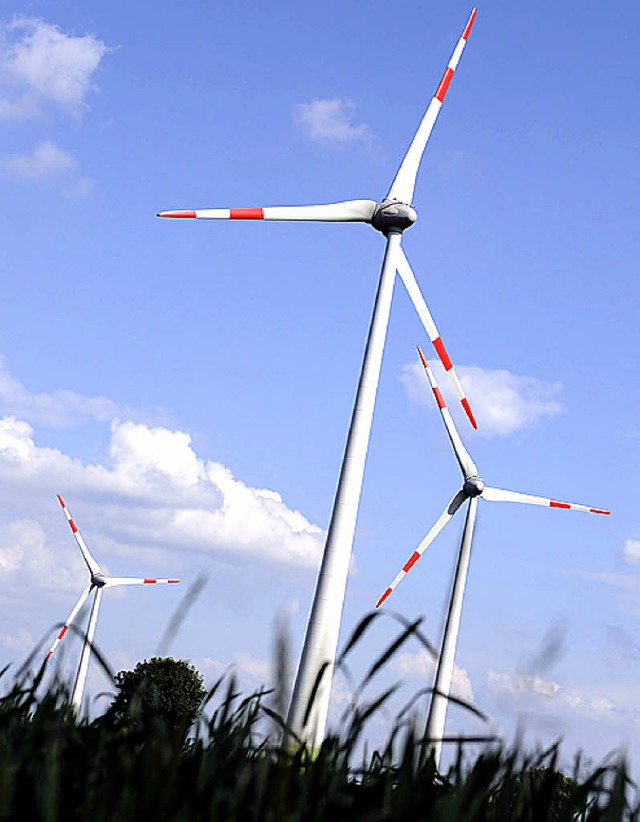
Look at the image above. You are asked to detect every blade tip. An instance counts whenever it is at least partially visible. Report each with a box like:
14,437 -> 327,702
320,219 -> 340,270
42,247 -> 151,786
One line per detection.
157,210 -> 197,219
376,588 -> 392,608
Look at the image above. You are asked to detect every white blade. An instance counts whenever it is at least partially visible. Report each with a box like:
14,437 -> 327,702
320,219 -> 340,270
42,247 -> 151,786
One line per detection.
376,489 -> 466,607
157,199 -> 377,222
417,347 -> 478,479
103,577 -> 180,587
72,586 -> 103,712
45,583 -> 93,662
57,495 -> 101,577
482,486 -> 611,515
397,249 -> 477,429
386,8 -> 476,204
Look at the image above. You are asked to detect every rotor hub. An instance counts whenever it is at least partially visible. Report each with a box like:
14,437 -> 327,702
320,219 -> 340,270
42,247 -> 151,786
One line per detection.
371,199 -> 417,235
464,476 -> 485,498
91,574 -> 107,588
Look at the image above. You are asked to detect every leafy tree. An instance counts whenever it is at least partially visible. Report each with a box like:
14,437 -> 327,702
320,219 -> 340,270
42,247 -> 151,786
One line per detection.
107,657 -> 206,731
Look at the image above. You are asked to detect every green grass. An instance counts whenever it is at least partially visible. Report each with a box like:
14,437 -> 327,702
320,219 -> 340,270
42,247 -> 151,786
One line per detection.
0,613 -> 635,820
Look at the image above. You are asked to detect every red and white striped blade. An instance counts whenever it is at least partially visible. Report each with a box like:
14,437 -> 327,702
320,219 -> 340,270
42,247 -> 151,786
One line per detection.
57,495 -> 101,577
44,583 -> 93,663
386,8 -> 476,204
397,249 -> 477,429
481,486 -> 611,515
376,489 -> 466,607
417,346 -> 478,479
157,199 -> 377,223
103,577 -> 180,587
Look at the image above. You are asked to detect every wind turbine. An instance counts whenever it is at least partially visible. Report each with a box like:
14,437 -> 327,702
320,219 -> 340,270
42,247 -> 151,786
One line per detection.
158,9 -> 478,749
45,495 -> 180,712
376,347 -> 610,768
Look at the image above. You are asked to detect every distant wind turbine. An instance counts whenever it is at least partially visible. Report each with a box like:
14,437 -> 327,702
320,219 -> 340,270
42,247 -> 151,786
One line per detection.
376,347 -> 610,768
159,9 -> 478,749
45,495 -> 180,712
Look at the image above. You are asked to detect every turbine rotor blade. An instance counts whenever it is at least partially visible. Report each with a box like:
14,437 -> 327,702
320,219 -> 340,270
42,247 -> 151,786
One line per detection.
102,577 -> 180,587
397,249 -> 477,428
417,347 -> 478,479
482,486 -> 611,515
57,495 -> 101,577
386,8 -> 476,204
376,489 -> 466,607
45,583 -> 93,662
157,200 -> 378,223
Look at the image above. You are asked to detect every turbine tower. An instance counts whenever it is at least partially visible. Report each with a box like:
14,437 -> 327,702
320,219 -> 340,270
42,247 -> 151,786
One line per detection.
376,347 -> 610,768
158,10 -> 478,749
46,495 -> 180,712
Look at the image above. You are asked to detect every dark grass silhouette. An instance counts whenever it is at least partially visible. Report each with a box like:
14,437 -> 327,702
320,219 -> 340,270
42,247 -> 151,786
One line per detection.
2,606 -> 635,820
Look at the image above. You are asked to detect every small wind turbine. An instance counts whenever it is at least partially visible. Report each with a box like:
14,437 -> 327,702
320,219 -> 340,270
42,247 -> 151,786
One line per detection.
45,495 -> 180,712
159,10 -> 478,750
376,347 -> 610,768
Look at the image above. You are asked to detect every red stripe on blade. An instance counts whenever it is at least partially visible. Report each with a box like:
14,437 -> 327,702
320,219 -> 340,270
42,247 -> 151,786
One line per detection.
433,387 -> 446,410
550,500 -> 571,510
57,494 -> 65,507
435,67 -> 454,102
463,8 -> 477,40
590,508 -> 611,515
168,579 -> 180,583
58,626 -> 68,640
144,579 -> 157,584
376,588 -> 392,608
158,210 -> 197,218
461,398 -> 478,429
230,208 -> 264,219
45,651 -> 52,661
433,337 -> 453,371
70,520 -> 78,533
417,346 -> 429,369
403,551 -> 421,573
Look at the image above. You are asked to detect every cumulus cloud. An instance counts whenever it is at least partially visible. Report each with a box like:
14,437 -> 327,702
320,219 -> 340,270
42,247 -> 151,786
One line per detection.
392,648 -> 474,703
2,140 -> 75,178
0,414 -> 324,570
294,97 -> 374,147
0,354 -> 136,427
400,361 -> 565,437
0,17 -> 109,119
487,670 -> 615,719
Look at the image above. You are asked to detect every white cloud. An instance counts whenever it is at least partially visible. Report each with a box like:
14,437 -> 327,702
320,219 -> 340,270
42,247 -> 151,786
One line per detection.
294,97 -> 374,147
0,518 -> 84,594
202,651 -> 269,686
0,17 -> 109,119
623,539 -> 640,565
0,354 -> 133,427
0,415 -> 324,570
400,361 -> 565,437
2,140 -> 75,179
487,670 -> 615,718
392,648 -> 474,703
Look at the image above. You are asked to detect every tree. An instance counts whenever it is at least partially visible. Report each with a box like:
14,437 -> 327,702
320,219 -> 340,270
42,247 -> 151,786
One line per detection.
107,657 -> 206,731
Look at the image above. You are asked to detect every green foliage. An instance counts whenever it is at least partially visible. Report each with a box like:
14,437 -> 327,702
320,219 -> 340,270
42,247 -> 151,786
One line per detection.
106,656 -> 206,731
0,618 -> 636,820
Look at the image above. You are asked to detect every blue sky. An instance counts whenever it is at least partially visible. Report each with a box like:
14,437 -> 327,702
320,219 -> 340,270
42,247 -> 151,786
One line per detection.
0,0 -> 638,771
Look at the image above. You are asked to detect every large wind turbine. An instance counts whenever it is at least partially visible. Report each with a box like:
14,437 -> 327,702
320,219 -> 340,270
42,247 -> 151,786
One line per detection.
45,495 -> 180,711
158,10 -> 477,749
376,347 -> 610,768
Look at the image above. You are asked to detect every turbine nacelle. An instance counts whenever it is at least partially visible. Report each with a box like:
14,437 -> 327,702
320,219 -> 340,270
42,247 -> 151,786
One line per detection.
371,200 -> 418,235
463,476 -> 485,497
